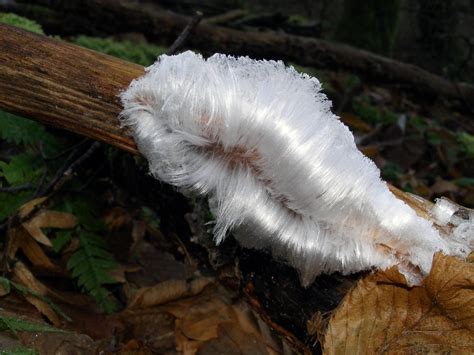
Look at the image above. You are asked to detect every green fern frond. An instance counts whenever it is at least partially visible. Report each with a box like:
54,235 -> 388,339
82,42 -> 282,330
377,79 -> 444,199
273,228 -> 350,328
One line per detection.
0,313 -> 63,335
0,192 -> 31,222
67,232 -> 119,313
0,153 -> 44,186
0,111 -> 59,150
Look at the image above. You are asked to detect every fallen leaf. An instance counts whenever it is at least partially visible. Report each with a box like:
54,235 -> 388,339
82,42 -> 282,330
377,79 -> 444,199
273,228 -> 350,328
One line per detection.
198,323 -> 268,355
18,330 -> 96,354
340,112 -> 372,132
127,278 -> 214,309
103,206 -> 132,230
323,253 -> 474,354
0,277 -> 11,297
431,179 -> 460,195
18,197 -> 48,218
12,262 -> 61,326
179,299 -> 233,341
7,226 -> 57,270
22,210 -> 77,247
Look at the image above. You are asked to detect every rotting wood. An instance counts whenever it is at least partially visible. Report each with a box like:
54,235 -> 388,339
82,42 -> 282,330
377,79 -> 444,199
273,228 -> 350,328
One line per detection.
0,24 -> 141,154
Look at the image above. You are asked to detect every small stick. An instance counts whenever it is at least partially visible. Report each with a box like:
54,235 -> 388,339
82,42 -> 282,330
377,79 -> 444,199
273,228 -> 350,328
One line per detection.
0,184 -> 34,193
36,141 -> 101,197
166,11 -> 203,55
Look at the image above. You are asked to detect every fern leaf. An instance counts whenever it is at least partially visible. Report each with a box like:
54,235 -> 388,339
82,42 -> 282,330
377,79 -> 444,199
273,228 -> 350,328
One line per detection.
0,153 -> 44,186
67,232 -> 118,313
0,313 -> 63,335
0,111 -> 56,147
0,192 -> 31,222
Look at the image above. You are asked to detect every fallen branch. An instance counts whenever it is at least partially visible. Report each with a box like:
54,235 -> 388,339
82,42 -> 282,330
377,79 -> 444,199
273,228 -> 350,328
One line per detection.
4,0 -> 474,110
0,24 -> 141,154
0,23 -> 455,353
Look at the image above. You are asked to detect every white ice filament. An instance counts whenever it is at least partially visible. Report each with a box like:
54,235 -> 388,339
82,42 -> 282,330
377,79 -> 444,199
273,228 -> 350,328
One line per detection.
120,51 -> 473,286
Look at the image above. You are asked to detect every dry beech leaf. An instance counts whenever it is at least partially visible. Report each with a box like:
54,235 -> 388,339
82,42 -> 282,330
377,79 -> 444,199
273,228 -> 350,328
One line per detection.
430,179 -> 460,195
18,197 -> 48,218
179,299 -> 233,341
339,113 -> 372,132
12,261 -> 61,326
7,226 -> 57,270
127,277 -> 214,309
198,322 -> 269,355
323,253 -> 474,354
22,210 -> 77,247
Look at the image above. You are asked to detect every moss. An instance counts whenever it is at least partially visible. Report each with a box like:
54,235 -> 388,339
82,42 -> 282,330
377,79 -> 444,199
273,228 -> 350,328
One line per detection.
0,12 -> 44,34
72,36 -> 167,66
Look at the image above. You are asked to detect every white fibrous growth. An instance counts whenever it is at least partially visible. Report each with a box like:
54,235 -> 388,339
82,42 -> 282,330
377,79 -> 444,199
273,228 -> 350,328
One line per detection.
120,51 -> 473,286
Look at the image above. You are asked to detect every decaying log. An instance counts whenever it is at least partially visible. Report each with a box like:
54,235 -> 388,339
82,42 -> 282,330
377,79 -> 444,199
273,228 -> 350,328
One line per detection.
4,0 -> 474,111
0,24 -> 141,154
0,24 -> 447,353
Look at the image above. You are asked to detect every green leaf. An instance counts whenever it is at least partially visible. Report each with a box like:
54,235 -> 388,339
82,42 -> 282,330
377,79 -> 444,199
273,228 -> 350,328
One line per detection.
141,206 -> 160,229
57,198 -> 106,232
381,162 -> 402,183
67,232 -> 119,313
0,153 -> 44,185
457,132 -> 474,158
453,177 -> 474,187
409,115 -> 427,132
0,313 -> 63,335
51,230 -> 73,253
427,131 -> 442,146
0,13 -> 44,34
0,347 -> 36,355
0,111 -> 60,153
0,192 -> 31,222
0,277 -> 11,295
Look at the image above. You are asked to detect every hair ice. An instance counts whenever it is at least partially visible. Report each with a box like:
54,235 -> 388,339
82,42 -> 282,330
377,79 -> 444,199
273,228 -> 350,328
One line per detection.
120,51 -> 473,286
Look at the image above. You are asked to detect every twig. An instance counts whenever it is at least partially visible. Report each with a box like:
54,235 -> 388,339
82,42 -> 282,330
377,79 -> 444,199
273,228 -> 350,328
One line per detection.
0,183 -> 34,193
36,141 -> 101,197
166,11 -> 203,55
42,138 -> 90,161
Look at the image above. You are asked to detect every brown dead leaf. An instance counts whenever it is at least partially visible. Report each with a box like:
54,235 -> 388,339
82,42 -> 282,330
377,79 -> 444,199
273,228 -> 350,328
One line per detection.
104,206 -> 132,230
12,261 -> 61,326
198,322 -> 269,355
22,210 -> 77,247
7,226 -> 57,270
359,145 -> 379,158
19,330 -> 96,354
127,277 -> 214,309
340,112 -> 372,132
18,197 -> 48,218
179,299 -> 233,341
323,253 -> 474,354
431,179 -> 460,195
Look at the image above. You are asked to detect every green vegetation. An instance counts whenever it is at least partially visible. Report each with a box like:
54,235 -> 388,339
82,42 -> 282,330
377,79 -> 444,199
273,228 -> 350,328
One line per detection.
0,12 -> 44,34
73,36 -> 166,66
